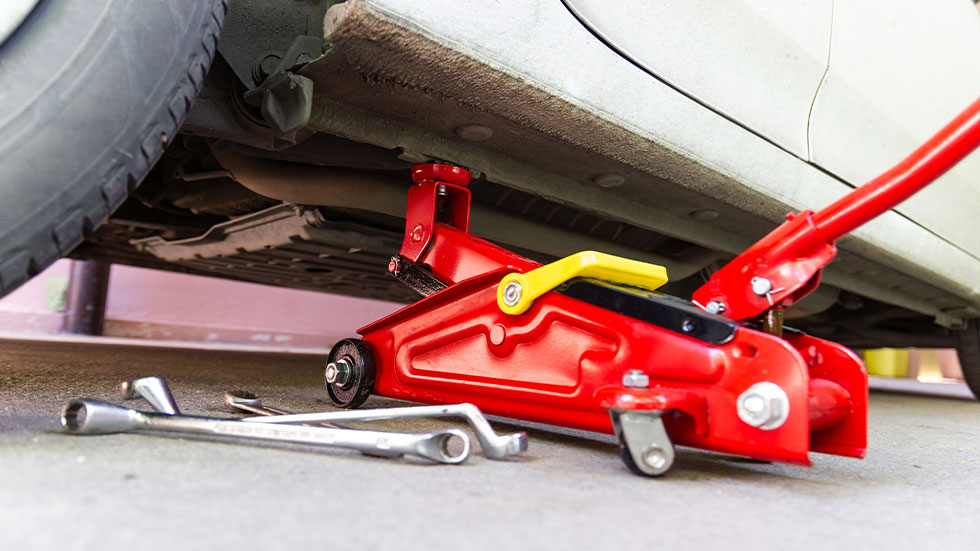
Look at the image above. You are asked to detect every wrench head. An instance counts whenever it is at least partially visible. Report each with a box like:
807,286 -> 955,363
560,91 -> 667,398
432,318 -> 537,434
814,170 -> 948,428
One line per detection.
119,376 -> 180,415
62,399 -> 142,434
505,432 -> 529,456
224,389 -> 263,409
415,429 -> 471,464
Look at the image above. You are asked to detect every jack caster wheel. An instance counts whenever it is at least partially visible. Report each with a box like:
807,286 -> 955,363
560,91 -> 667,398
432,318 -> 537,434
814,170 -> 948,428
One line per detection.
609,409 -> 676,477
324,338 -> 375,408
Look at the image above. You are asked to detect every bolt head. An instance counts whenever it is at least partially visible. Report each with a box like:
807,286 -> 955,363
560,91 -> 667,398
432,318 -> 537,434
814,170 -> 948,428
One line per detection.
410,224 -> 426,244
751,277 -> 773,296
325,359 -> 352,387
252,51 -> 282,83
622,369 -> 650,388
736,382 -> 790,430
388,257 -> 401,275
502,281 -> 523,307
705,301 -> 726,315
681,319 -> 697,333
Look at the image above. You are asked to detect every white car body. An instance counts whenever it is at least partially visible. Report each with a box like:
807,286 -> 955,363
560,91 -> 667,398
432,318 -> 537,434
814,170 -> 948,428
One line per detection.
298,0 -> 980,327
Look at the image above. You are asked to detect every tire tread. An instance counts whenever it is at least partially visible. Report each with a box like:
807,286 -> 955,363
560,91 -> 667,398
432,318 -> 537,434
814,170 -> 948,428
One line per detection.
0,0 -> 229,295
955,320 -> 980,400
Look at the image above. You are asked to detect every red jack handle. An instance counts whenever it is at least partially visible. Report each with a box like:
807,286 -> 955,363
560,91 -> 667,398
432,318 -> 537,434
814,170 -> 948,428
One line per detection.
694,96 -> 980,321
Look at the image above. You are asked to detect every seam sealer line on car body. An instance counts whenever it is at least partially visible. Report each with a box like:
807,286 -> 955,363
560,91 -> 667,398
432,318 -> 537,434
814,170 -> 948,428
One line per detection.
323,96 -> 980,476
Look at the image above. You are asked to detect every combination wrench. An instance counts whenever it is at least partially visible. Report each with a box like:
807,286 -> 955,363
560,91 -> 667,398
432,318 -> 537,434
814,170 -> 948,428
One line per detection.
239,402 -> 528,460
62,398 -> 470,464
114,377 -> 524,459
119,378 -> 342,428
119,376 -> 180,415
224,390 -> 345,429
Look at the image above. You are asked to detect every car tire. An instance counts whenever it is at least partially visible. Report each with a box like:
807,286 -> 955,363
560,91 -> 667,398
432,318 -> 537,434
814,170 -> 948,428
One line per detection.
0,0 -> 227,296
954,320 -> 980,400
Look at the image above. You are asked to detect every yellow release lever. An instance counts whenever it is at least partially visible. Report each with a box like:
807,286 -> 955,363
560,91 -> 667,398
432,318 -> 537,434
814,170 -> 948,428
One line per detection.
496,251 -> 669,315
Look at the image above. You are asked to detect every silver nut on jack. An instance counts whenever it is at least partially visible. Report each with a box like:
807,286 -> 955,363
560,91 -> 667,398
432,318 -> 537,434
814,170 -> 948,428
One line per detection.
622,369 -> 650,388
325,359 -> 352,386
736,382 -> 790,430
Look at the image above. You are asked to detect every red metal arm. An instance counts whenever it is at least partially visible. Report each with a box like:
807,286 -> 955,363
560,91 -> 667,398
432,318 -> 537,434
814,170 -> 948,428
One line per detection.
693,96 -> 980,321
397,163 -> 538,284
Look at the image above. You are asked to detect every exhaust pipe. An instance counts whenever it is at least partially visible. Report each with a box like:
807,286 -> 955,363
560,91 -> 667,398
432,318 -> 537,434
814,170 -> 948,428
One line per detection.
209,145 -> 719,279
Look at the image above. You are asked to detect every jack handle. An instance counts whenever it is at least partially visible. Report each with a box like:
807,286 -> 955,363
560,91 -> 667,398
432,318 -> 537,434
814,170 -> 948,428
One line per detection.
693,95 -> 980,321
497,250 -> 668,315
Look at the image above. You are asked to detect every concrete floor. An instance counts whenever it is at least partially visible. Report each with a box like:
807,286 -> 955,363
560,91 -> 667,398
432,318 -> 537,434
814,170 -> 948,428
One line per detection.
1,338 -> 979,550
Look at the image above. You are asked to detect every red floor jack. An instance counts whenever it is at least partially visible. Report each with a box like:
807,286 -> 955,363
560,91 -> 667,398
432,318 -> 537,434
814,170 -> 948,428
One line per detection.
323,97 -> 980,476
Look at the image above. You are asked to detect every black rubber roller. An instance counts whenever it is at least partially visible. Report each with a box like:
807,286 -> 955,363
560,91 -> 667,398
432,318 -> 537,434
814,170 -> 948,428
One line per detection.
324,338 -> 376,408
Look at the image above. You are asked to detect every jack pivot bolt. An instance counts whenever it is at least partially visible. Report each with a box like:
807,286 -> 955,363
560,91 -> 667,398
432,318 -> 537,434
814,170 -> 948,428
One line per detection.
736,382 -> 790,430
750,277 -> 774,297
705,301 -> 726,315
622,369 -> 650,389
388,257 -> 402,275
325,358 -> 353,387
501,281 -> 523,307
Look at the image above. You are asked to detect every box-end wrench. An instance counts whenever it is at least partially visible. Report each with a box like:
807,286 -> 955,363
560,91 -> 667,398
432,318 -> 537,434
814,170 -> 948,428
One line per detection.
224,390 -> 345,430
118,380 -> 327,426
224,390 -> 401,458
62,398 -> 470,464
225,390 -> 526,460
119,379 -> 398,458
241,403 -> 528,460
119,377 -> 180,415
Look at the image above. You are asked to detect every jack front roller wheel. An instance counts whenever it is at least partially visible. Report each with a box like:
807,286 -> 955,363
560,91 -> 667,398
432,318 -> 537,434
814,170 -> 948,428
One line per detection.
609,409 -> 676,477
324,338 -> 376,408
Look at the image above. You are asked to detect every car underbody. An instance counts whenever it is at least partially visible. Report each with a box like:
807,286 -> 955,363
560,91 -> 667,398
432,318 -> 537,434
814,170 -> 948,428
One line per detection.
68,0 -> 976,352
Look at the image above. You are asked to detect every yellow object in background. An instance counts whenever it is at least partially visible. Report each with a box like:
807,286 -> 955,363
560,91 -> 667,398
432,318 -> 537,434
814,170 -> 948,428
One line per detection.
863,348 -> 910,378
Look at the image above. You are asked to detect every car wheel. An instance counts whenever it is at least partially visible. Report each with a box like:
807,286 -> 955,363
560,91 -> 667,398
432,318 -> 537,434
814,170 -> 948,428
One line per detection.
0,0 -> 227,296
954,319 -> 980,400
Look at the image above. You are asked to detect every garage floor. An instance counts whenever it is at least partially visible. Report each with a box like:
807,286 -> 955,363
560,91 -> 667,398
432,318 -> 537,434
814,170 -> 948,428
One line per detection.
1,338 -> 978,550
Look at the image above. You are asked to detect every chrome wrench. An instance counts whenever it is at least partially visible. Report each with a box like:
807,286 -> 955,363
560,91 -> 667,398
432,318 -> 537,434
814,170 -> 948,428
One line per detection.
61,398 -> 470,464
223,390 -> 404,458
223,390 -> 345,429
241,403 -> 528,460
120,380 -> 344,429
119,376 -> 180,415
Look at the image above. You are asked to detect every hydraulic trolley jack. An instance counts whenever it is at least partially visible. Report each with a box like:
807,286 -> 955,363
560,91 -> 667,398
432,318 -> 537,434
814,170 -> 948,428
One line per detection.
324,97 -> 980,476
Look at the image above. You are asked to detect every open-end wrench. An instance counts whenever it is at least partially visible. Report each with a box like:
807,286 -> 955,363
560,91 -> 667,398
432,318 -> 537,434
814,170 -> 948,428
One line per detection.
223,390 -> 345,429
62,398 -> 471,464
241,403 -> 528,460
119,377 -> 180,415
